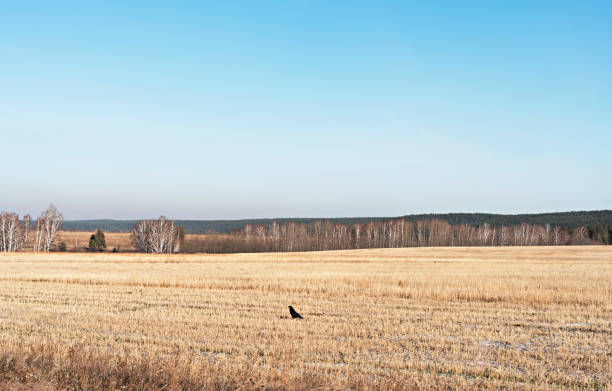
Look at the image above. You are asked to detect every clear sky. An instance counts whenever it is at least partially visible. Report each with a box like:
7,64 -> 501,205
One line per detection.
1,1 -> 611,219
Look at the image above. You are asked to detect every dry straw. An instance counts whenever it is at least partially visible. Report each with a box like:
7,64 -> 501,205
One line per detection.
0,246 -> 610,390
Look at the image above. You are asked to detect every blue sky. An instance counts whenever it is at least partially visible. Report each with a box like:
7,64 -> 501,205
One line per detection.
1,1 -> 611,219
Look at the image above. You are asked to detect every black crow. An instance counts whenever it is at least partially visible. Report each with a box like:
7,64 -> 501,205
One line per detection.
288,306 -> 303,319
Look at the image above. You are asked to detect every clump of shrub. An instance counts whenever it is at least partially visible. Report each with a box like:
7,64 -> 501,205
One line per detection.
88,229 -> 106,252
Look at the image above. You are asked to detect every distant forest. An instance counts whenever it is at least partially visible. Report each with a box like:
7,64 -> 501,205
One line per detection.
62,210 -> 612,234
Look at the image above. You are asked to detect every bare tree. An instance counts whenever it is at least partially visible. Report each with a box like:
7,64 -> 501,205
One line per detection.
255,224 -> 266,244
33,205 -> 63,252
34,215 -> 45,252
478,223 -> 491,246
150,216 -> 176,253
552,226 -> 562,245
131,216 -> 179,253
43,204 -> 63,251
0,212 -> 25,252
174,226 -> 185,253
0,212 -> 7,251
131,220 -> 150,252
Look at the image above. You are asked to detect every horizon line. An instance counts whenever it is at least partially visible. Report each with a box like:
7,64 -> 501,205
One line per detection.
61,209 -> 612,222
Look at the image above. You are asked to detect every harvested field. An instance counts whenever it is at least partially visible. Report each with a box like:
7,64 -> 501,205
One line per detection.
0,246 -> 610,390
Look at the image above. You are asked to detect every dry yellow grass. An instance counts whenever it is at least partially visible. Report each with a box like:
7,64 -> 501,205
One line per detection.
52,231 -> 218,251
54,231 -> 135,251
0,246 -> 610,390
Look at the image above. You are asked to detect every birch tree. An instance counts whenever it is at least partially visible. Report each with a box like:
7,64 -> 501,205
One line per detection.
0,212 -> 25,252
131,217 -> 179,253
32,205 -> 63,252
34,216 -> 44,252
43,204 -> 63,251
131,220 -> 150,252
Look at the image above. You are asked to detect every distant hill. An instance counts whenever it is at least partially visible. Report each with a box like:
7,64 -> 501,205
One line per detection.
61,210 -> 612,234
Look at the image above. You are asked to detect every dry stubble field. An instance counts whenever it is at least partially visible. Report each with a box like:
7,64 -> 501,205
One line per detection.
0,246 -> 610,390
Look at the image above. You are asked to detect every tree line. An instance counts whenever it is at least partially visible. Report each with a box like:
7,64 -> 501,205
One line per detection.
59,210 -> 612,234
181,219 -> 610,253
1,207 -> 610,254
